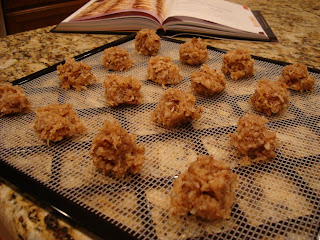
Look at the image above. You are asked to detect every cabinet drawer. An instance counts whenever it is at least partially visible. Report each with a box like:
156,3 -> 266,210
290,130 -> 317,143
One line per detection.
4,0 -> 88,35
3,0 -> 76,11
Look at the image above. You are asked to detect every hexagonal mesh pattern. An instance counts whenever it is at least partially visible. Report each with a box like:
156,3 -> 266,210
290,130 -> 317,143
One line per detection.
1,38 -> 319,240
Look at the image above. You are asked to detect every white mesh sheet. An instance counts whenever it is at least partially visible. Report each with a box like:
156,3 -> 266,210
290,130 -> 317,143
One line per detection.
0,38 -> 319,240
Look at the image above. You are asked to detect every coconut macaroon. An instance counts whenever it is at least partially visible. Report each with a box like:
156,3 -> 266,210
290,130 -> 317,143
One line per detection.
102,46 -> 135,71
90,120 -> 145,178
250,79 -> 290,116
191,64 -> 226,96
57,58 -> 97,91
230,114 -> 278,163
34,103 -> 87,143
278,63 -> 315,91
170,155 -> 238,220
0,83 -> 30,116
147,56 -> 183,87
221,49 -> 255,80
179,37 -> 208,65
135,28 -> 161,56
103,74 -> 143,107
151,88 -> 202,127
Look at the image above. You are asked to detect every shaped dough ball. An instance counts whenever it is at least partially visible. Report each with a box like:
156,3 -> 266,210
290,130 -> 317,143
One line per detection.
250,79 -> 290,116
191,64 -> 226,96
179,37 -> 208,65
278,63 -> 315,91
230,114 -> 278,163
170,155 -> 238,220
135,28 -> 161,56
33,103 -> 87,143
0,83 -> 30,116
147,56 -> 183,87
151,88 -> 202,127
102,46 -> 134,71
103,74 -> 143,107
90,120 -> 145,178
57,58 -> 97,91
221,49 -> 255,80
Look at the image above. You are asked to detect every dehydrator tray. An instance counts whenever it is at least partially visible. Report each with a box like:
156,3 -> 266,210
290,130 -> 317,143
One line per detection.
1,34 -> 319,240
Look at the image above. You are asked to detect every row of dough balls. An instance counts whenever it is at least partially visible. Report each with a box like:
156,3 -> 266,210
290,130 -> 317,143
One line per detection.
30,101 -> 277,166
106,29 -> 316,92
136,29 -> 316,91
0,73 -> 279,164
55,59 -> 311,122
54,59 -> 314,119
0,81 -> 278,165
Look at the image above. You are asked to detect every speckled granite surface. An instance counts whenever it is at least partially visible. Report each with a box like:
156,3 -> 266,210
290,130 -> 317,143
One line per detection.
0,0 -> 319,239
0,29 -> 124,82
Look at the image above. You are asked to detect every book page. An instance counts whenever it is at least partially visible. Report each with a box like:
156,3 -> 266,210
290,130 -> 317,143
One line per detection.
66,0 -> 168,23
165,0 -> 265,34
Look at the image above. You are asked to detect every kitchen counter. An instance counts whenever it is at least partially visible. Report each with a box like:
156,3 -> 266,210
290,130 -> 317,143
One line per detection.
0,0 -> 319,239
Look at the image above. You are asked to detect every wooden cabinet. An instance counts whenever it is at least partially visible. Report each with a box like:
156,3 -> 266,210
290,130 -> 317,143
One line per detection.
2,0 -> 89,35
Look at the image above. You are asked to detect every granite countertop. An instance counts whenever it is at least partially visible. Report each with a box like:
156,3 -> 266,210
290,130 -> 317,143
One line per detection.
0,0 -> 319,239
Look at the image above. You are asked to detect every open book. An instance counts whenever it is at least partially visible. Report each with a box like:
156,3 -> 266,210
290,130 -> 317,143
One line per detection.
53,0 -> 277,41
